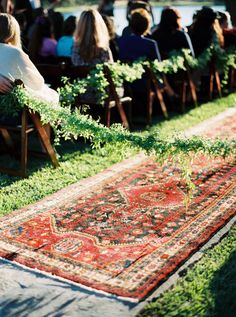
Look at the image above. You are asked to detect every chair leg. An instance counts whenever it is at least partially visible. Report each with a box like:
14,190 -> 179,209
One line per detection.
105,102 -> 111,128
155,86 -> 168,119
215,71 -> 222,98
209,72 -> 214,100
180,81 -> 187,113
30,113 -> 59,168
0,128 -> 15,155
20,113 -> 28,177
116,100 -> 130,129
146,89 -> 153,126
189,78 -> 198,107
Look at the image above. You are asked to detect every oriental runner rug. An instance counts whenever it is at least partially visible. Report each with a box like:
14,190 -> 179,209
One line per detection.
0,109 -> 235,301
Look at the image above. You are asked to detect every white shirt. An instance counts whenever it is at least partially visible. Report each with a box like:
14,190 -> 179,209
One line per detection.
0,43 -> 59,104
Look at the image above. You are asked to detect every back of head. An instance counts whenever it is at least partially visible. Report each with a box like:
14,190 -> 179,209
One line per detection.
159,6 -> 181,32
75,9 -> 109,62
28,16 -> 52,61
62,15 -> 76,36
48,10 -> 64,40
127,0 -> 151,22
0,13 -> 21,48
34,16 -> 53,38
194,6 -> 217,28
130,8 -> 151,35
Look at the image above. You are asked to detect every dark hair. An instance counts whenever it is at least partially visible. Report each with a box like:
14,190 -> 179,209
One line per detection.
159,7 -> 181,31
195,6 -> 217,25
28,16 -> 53,61
217,11 -> 228,27
130,8 -> 151,35
127,0 -> 152,22
48,10 -> 64,40
62,15 -> 76,36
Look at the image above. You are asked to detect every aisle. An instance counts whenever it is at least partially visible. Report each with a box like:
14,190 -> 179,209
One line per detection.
0,108 -> 235,317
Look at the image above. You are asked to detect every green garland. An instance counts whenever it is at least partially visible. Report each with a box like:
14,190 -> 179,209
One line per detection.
1,45 -> 236,115
1,85 -> 235,195
11,85 -> 236,160
57,45 -> 236,106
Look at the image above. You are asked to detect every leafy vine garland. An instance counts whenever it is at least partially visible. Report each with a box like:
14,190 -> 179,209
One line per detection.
58,45 -> 236,106
1,84 -> 235,198
0,45 -> 236,193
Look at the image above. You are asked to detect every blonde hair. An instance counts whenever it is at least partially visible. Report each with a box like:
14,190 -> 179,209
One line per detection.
0,13 -> 21,48
213,19 -> 224,48
75,9 -> 109,62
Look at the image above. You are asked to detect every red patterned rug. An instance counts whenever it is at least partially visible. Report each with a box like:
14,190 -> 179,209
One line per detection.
0,109 -> 235,301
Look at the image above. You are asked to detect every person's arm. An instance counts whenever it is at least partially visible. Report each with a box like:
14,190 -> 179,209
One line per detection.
0,74 -> 13,93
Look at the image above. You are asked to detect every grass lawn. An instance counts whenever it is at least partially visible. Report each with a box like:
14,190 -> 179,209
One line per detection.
0,93 -> 235,316
138,224 -> 236,317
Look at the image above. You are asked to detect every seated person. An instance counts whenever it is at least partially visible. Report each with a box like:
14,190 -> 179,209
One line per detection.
0,13 -> 59,117
118,8 -> 161,62
118,8 -> 162,117
98,0 -> 115,17
188,6 -> 224,57
151,6 -> 194,60
28,15 -> 57,63
218,11 -> 236,48
71,9 -> 113,66
56,15 -> 76,58
126,0 -> 154,25
71,10 -> 113,104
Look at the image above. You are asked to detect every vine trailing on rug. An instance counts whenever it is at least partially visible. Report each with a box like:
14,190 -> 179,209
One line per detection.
1,85 -> 236,195
9,85 -> 236,159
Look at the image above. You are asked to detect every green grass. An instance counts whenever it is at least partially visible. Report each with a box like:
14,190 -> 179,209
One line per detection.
138,224 -> 236,317
0,92 -> 236,216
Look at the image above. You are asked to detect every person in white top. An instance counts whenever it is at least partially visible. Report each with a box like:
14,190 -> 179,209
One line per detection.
0,13 -> 59,104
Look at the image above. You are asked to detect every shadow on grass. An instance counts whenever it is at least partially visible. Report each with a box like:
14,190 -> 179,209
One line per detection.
207,250 -> 236,317
0,140 -> 91,189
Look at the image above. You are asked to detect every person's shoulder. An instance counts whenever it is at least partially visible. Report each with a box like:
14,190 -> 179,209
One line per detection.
1,44 -> 27,59
176,29 -> 188,36
0,43 -> 20,53
143,36 -> 157,45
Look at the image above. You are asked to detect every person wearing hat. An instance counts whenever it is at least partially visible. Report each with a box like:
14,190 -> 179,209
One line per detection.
188,6 -> 224,57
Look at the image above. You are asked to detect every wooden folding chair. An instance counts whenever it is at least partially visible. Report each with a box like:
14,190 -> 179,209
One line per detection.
67,64 -> 131,129
0,106 -> 59,178
170,67 -> 198,113
144,64 -> 168,124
